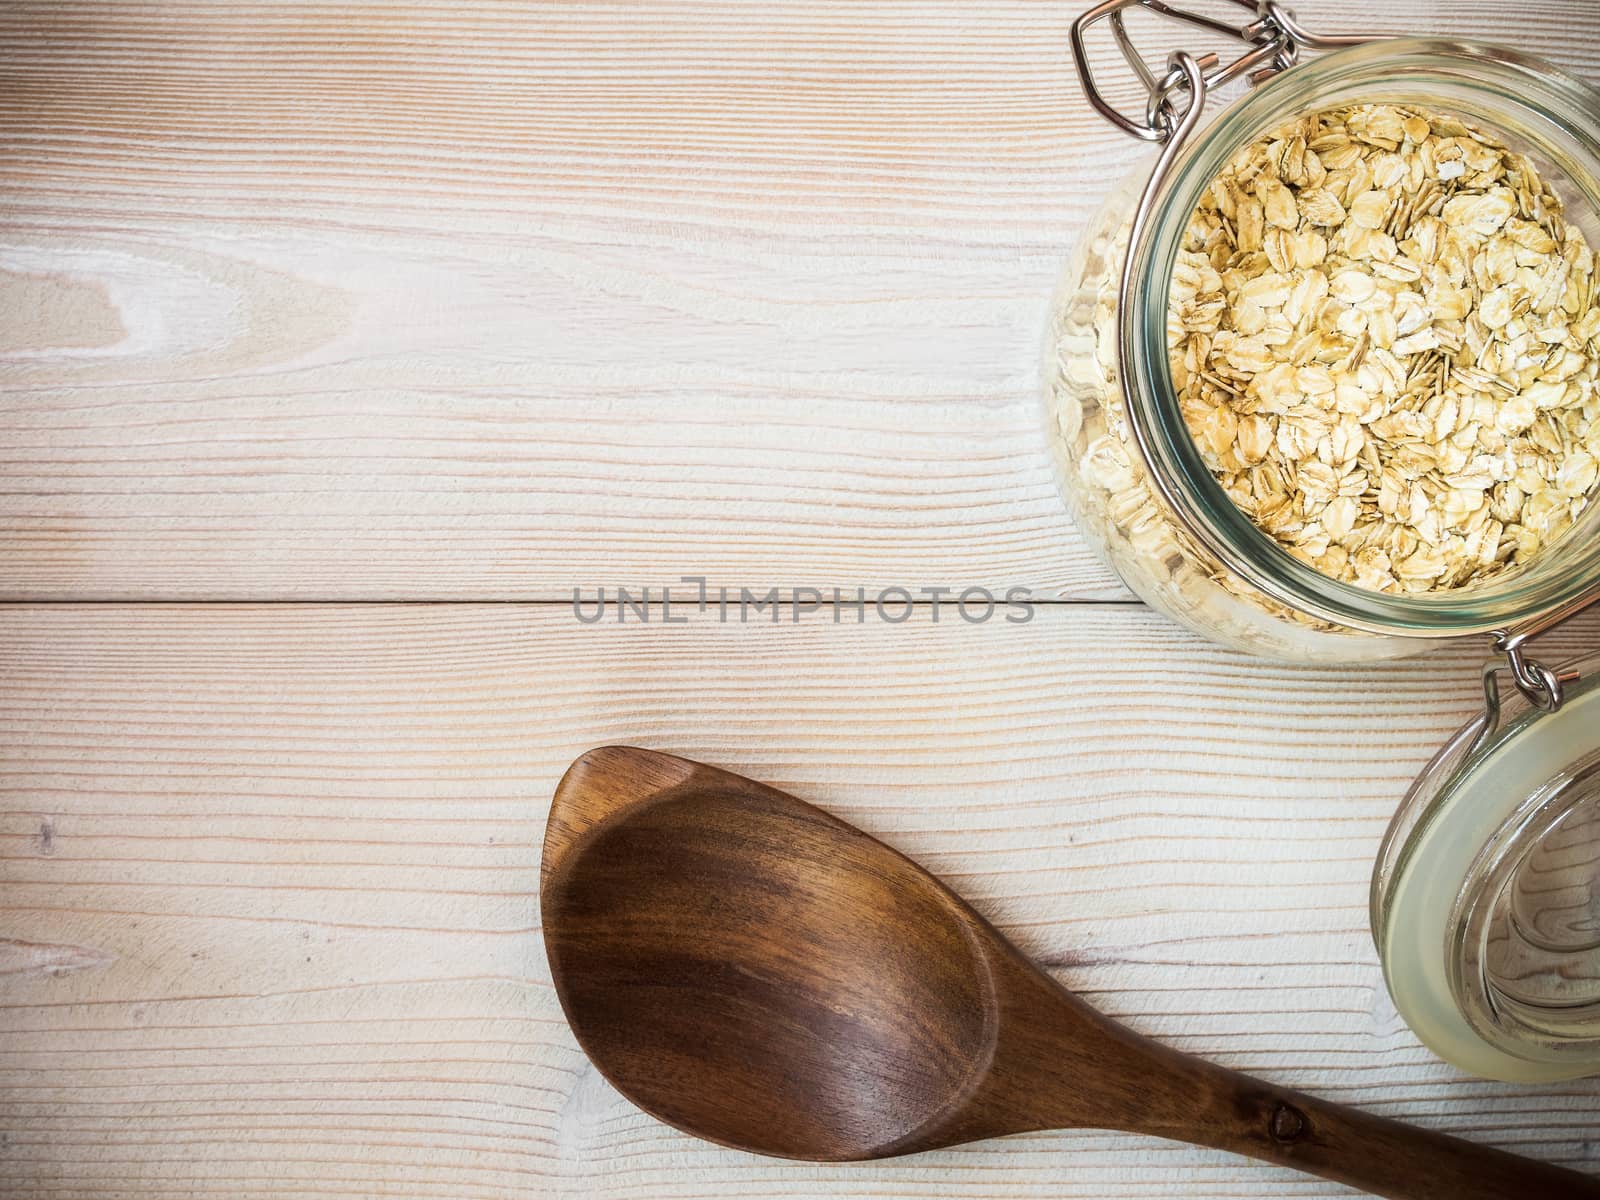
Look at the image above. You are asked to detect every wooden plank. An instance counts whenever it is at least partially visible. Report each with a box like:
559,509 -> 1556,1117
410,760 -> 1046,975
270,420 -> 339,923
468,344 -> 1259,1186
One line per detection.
3,603 -> 1598,1198
4,1 -> 1600,599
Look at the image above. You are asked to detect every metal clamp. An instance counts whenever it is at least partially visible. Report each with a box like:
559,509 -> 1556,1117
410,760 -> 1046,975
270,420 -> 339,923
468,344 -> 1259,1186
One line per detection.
1070,0 -> 1377,148
1489,586 -> 1600,712
1070,0 -> 1296,143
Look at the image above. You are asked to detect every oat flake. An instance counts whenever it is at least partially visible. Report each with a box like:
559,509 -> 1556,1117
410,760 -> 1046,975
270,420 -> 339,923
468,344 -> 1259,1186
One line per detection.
1170,103 -> 1600,593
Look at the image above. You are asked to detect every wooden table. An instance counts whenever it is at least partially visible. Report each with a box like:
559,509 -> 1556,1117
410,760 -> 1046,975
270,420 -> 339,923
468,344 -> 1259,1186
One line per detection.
3,2 -> 1599,1197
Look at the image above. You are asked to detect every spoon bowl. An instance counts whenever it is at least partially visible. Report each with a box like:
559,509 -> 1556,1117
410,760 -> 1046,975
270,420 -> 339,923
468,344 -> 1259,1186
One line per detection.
546,778 -> 994,1158
542,747 -> 1600,1197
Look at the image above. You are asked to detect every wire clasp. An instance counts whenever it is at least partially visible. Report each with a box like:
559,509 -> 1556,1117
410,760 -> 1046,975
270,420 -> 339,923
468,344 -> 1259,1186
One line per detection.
1490,588 -> 1600,713
1070,1 -> 1373,144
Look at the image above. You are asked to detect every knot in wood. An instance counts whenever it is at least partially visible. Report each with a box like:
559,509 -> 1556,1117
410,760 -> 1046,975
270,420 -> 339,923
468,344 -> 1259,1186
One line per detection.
1269,1101 -> 1309,1144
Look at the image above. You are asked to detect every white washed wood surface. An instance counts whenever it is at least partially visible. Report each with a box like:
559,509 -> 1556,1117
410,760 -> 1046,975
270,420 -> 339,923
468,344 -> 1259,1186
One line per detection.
3,604 -> 1599,1200
1,0 -> 1598,598
6,4 -> 1600,1200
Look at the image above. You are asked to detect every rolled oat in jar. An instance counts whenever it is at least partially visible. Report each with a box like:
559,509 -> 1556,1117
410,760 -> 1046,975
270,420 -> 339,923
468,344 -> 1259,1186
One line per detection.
1047,16 -> 1600,662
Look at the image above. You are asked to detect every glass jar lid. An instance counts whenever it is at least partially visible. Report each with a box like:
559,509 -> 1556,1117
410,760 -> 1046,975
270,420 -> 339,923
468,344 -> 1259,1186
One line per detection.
1372,648 -> 1600,1082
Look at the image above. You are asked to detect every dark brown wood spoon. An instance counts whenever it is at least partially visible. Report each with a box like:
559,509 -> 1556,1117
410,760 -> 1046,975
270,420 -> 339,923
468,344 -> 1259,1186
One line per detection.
541,747 -> 1600,1199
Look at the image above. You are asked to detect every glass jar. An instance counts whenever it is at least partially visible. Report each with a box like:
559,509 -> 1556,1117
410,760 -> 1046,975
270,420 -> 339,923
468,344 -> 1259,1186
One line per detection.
1045,11 -> 1600,661
1371,647 -> 1600,1082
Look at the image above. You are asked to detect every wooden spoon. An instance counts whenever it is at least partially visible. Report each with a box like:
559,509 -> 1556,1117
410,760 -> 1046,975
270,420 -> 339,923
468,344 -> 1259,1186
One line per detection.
541,747 -> 1600,1200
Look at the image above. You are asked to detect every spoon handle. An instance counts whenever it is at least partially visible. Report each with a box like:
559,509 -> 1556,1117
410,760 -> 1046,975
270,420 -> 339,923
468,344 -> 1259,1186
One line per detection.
1151,1059 -> 1600,1199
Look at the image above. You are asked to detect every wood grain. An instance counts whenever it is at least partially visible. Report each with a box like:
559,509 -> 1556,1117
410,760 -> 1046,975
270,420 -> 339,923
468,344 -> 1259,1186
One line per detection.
3,0 -> 1599,599
7,5 -> 1600,1198
3,603 -> 1598,1198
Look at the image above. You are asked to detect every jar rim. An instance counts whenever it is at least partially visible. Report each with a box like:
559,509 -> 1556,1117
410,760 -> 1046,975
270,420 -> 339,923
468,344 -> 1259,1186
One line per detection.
1121,38 -> 1600,638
